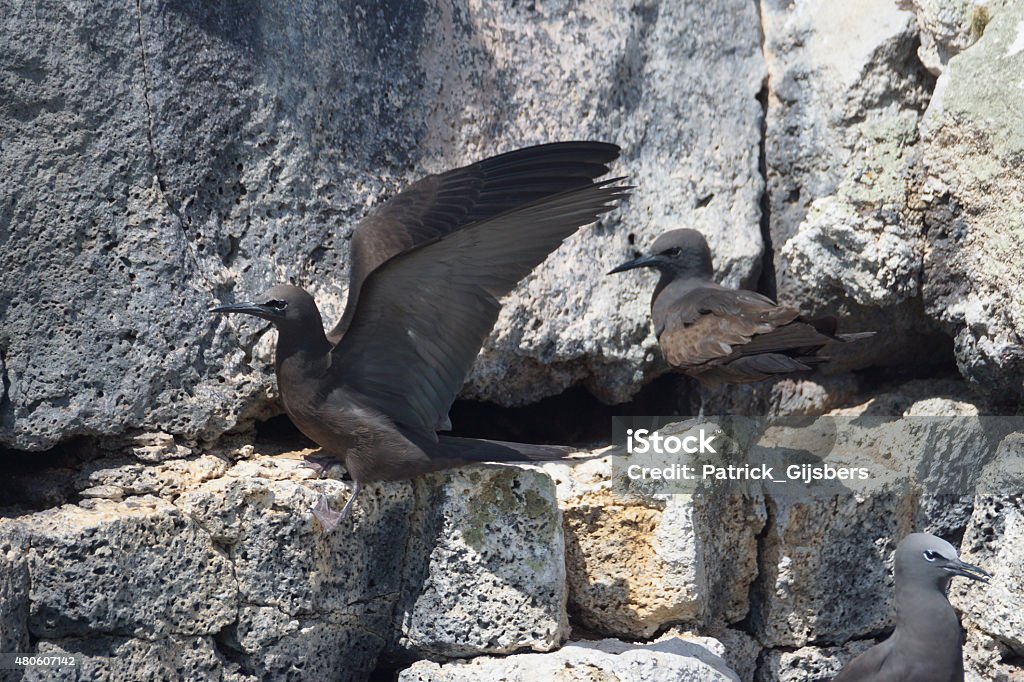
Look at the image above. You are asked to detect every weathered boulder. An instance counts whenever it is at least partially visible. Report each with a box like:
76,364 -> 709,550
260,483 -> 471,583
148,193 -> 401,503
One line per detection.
917,0 -> 1024,402
0,525 -> 29,657
27,636 -> 229,682
761,0 -> 947,372
749,387 -> 995,647
0,447 -> 578,679
399,636 -> 740,682
751,494 -> 912,648
0,0 -> 766,451
755,641 -> 874,682
389,465 -> 568,660
540,456 -> 765,639
952,496 -> 1024,679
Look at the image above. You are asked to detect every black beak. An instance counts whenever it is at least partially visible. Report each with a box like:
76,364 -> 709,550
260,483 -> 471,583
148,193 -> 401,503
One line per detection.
210,301 -> 278,320
950,558 -> 991,584
608,254 -> 660,275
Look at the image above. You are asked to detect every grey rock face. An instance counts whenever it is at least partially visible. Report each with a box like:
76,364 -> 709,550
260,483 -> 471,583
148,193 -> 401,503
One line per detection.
391,465 -> 568,659
755,641 -> 874,682
0,524 -> 29,657
399,636 -> 740,682
0,450 -> 583,679
951,496 -> 1024,676
26,498 -> 236,640
917,1 -> 1024,402
26,637 -> 228,682
1,0 -> 765,450
761,0 -> 948,372
751,494 -> 910,648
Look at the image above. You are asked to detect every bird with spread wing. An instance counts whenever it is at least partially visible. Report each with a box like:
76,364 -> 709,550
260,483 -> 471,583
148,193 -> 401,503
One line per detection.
213,142 -> 629,530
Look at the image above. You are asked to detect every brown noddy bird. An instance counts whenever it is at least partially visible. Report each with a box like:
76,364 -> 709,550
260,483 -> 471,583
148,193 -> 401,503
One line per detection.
610,229 -> 873,385
212,142 -> 629,530
833,532 -> 990,682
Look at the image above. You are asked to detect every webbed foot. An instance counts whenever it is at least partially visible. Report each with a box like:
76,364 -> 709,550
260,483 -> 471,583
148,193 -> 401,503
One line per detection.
311,480 -> 362,532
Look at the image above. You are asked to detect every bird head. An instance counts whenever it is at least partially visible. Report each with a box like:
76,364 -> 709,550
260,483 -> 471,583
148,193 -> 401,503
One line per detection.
210,284 -> 322,329
896,532 -> 991,592
609,228 -> 714,279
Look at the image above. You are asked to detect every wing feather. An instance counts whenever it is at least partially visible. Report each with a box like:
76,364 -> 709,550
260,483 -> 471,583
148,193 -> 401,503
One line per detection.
330,181 -> 629,438
328,142 -> 621,342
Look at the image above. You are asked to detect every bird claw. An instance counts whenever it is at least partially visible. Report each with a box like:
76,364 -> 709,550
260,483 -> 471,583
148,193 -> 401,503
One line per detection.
311,481 -> 361,532
300,455 -> 337,479
312,495 -> 345,532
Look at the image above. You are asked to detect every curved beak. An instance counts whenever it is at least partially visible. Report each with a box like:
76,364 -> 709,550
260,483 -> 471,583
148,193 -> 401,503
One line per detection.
608,254 -> 660,275
950,558 -> 991,584
210,301 -> 277,320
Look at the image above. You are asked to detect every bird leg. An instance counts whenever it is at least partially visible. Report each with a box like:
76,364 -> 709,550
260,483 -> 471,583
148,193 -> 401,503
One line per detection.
311,480 -> 362,532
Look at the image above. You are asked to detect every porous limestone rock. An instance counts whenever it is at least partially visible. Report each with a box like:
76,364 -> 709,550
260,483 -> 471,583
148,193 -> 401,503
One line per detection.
26,636 -> 230,682
751,494 -> 912,648
390,464 -> 568,659
0,523 -> 29,656
541,456 -> 766,639
761,0 -> 946,371
398,636 -> 740,682
917,0 -> 1024,402
0,0 -> 766,451
755,641 -> 875,682
25,497 -> 236,641
750,390 -> 995,647
951,496 -> 1024,678
1,448 -> 588,679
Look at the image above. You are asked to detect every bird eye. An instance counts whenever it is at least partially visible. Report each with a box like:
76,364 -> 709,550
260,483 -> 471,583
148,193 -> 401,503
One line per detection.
265,299 -> 288,311
923,550 -> 940,562
663,247 -> 682,257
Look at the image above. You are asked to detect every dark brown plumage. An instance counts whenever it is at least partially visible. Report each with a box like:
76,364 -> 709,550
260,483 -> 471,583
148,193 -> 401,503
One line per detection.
611,229 -> 873,386
213,142 -> 629,529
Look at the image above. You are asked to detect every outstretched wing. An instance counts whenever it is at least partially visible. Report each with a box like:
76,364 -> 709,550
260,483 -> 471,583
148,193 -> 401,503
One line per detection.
328,142 -> 621,342
329,181 -> 628,439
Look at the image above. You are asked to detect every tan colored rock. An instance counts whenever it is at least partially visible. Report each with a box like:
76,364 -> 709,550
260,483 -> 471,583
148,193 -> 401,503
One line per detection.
130,431 -> 193,463
542,456 -> 765,639
75,453 -> 229,500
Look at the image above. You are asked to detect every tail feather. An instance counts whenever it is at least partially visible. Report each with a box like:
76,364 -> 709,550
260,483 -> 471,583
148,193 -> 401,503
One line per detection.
837,332 -> 876,342
433,436 -> 575,462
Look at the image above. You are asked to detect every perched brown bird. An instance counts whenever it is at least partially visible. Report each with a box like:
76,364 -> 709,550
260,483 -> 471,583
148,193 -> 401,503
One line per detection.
833,532 -> 989,682
610,229 -> 873,386
213,142 -> 629,530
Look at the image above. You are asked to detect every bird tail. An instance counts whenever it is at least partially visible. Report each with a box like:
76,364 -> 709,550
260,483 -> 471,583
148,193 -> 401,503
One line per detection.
805,317 -> 876,344
836,331 -> 876,342
432,436 -> 576,462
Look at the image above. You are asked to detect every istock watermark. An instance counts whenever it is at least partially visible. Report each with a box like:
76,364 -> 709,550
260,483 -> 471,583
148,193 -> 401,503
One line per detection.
625,427 -> 717,455
608,415 -> 1024,500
